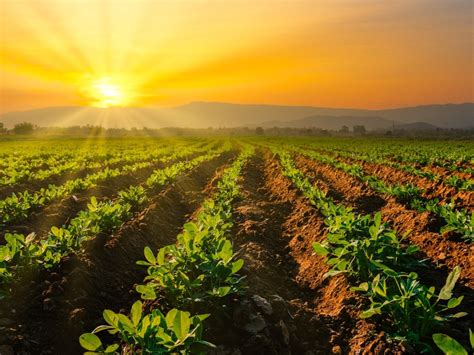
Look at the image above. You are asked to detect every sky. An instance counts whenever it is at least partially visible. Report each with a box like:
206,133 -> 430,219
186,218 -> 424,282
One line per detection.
0,0 -> 473,113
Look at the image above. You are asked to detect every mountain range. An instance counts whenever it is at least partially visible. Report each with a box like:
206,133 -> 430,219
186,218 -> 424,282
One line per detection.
0,102 -> 472,130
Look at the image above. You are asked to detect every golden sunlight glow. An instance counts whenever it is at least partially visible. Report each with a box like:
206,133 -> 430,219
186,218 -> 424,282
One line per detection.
0,0 -> 472,112
82,77 -> 130,108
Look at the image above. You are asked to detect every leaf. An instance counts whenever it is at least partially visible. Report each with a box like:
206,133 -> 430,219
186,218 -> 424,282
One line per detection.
432,333 -> 468,355
103,310 -> 117,327
312,242 -> 328,255
469,329 -> 473,349
79,333 -> 102,351
405,244 -> 420,254
173,310 -> 191,341
143,247 -> 156,264
360,308 -> 381,319
165,308 -> 178,328
439,266 -> 461,300
157,247 -> 166,265
231,259 -> 244,274
447,296 -> 463,309
136,284 -> 156,300
371,261 -> 398,277
216,286 -> 231,297
451,312 -> 467,319
131,301 -> 142,327
351,282 -> 368,293
105,344 -> 119,353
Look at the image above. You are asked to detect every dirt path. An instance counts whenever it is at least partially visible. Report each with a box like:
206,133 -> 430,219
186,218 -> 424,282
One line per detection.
2,151 -> 236,355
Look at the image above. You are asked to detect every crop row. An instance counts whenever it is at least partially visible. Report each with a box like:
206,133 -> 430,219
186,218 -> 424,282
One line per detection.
312,145 -> 473,192
0,145 -> 230,299
0,142 -> 174,188
0,138 -> 209,187
79,146 -> 254,354
287,145 -> 473,241
281,137 -> 474,174
0,141 -> 214,224
273,147 -> 469,353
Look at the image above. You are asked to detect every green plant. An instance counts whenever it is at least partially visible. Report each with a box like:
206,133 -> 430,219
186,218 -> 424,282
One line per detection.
352,267 -> 466,346
79,301 -> 213,354
313,212 -> 420,280
432,329 -> 473,355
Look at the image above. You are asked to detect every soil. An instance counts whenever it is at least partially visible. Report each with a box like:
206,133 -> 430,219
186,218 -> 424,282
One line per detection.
0,147 -> 471,355
294,154 -> 474,289
0,151 -> 236,354
1,151 -> 206,240
205,151 -> 401,354
334,153 -> 474,211
0,156 -> 160,200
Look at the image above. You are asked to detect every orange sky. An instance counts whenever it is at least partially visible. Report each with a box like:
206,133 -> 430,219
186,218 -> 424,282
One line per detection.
0,0 -> 473,113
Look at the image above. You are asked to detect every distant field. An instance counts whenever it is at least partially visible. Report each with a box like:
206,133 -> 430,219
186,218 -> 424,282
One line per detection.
0,136 -> 472,354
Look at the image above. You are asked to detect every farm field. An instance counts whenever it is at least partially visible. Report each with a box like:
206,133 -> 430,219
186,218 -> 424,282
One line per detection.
0,136 -> 473,354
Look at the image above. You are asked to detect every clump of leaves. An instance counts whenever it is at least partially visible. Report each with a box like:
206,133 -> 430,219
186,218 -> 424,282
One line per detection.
352,266 -> 466,347
313,212 -> 420,280
79,300 -> 213,354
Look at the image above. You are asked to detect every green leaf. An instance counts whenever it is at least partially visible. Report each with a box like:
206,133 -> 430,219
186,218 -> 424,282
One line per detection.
79,333 -> 102,351
312,242 -> 328,255
216,286 -> 231,297
447,296 -> 463,309
143,247 -> 156,264
130,301 -> 142,327
432,333 -> 468,355
231,259 -> 244,274
351,282 -> 368,293
136,284 -> 156,300
371,260 -> 398,277
105,344 -> 119,353
469,329 -> 473,349
165,308 -> 178,328
103,310 -> 117,327
439,266 -> 461,301
451,312 -> 467,319
157,247 -> 166,265
360,308 -> 381,319
173,310 -> 191,341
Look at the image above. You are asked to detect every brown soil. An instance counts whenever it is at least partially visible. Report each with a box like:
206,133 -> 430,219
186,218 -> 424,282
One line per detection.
426,164 -> 473,183
335,154 -> 473,211
1,148 -> 470,355
1,151 -> 236,355
0,156 -> 161,200
295,154 -> 474,289
1,151 -> 206,240
206,151 -> 398,354
315,147 -> 473,190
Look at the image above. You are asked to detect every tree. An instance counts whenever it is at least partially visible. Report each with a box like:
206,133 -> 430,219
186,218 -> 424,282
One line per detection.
339,125 -> 349,133
0,122 -> 6,133
255,126 -> 264,135
353,125 -> 366,134
13,122 -> 34,135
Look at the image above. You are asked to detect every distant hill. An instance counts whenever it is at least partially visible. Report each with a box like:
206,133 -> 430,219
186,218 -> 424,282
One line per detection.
373,103 -> 473,128
0,102 -> 472,130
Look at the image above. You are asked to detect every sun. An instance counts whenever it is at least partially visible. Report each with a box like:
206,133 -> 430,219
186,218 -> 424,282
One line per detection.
88,77 -> 126,108
79,76 -> 135,108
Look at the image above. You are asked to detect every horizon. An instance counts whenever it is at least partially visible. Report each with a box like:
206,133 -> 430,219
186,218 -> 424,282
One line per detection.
1,0 -> 473,116
2,100 -> 474,117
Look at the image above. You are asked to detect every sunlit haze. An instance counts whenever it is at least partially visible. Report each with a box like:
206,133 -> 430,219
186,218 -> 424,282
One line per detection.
0,0 -> 473,114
